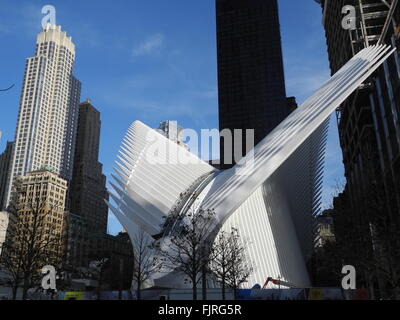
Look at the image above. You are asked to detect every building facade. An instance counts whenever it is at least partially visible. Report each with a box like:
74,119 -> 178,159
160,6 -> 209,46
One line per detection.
156,120 -> 189,149
5,24 -> 81,207
216,0 -> 291,168
69,99 -> 109,263
157,121 -> 183,143
0,211 -> 12,256
317,0 -> 400,293
91,232 -> 134,291
66,212 -> 89,269
10,169 -> 68,263
0,141 -> 13,210
315,211 -> 336,248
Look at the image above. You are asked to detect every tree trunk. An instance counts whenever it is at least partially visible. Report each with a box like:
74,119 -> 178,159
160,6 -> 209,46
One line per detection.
119,258 -> 123,300
202,265 -> 207,301
97,271 -> 103,300
22,274 -> 30,300
193,279 -> 197,300
137,279 -> 142,301
233,285 -> 238,300
222,277 -> 226,301
367,275 -> 375,300
12,284 -> 18,300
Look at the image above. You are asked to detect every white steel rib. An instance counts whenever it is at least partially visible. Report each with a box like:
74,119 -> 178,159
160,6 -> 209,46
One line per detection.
108,45 -> 394,288
200,45 -> 394,224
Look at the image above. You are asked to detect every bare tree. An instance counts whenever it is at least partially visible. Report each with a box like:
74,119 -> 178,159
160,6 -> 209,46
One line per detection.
370,214 -> 400,299
132,228 -> 162,300
321,179 -> 379,295
209,228 -> 237,300
325,139 -> 400,299
0,198 -> 66,300
88,256 -> 110,300
155,206 -> 216,300
220,228 -> 253,300
359,141 -> 400,299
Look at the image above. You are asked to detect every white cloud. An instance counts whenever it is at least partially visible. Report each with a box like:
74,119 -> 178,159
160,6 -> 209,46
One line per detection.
131,33 -> 165,58
0,2 -> 42,37
71,23 -> 102,48
21,3 -> 43,37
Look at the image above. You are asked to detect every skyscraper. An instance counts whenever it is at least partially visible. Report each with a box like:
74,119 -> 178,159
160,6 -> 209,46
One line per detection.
216,0 -> 290,168
69,99 -> 108,260
317,0 -> 400,295
0,141 -> 13,210
5,25 -> 81,207
157,120 -> 184,144
157,120 -> 189,150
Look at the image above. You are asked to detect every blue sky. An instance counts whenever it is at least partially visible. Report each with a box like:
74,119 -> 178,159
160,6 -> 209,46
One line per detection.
0,0 -> 345,234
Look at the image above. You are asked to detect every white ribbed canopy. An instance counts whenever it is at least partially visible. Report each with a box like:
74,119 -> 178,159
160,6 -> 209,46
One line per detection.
108,45 -> 394,288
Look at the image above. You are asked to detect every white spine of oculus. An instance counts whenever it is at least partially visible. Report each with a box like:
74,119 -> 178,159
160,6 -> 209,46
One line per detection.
108,45 -> 395,289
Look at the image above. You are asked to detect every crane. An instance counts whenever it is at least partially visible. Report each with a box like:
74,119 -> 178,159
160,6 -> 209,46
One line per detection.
262,277 -> 296,289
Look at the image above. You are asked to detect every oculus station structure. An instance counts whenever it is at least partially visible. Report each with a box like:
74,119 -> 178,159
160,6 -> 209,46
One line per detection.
107,45 -> 395,288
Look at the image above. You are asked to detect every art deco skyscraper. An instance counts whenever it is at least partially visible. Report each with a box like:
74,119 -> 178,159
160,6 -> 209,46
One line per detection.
69,99 -> 108,261
5,25 -> 81,206
216,0 -> 290,168
70,99 -> 108,235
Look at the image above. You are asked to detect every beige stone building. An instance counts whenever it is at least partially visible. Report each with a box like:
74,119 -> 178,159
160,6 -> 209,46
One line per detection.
10,168 -> 68,262
0,211 -> 11,256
